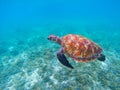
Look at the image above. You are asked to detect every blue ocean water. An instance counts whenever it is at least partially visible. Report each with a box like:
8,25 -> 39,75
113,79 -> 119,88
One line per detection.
0,0 -> 120,90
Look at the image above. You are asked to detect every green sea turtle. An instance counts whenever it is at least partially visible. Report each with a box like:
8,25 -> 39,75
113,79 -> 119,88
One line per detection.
48,34 -> 105,69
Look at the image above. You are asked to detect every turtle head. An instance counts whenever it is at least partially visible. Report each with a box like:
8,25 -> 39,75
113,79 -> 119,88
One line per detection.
48,35 -> 61,44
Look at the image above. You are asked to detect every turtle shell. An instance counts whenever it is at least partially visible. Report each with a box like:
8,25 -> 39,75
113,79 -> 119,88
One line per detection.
61,34 -> 103,62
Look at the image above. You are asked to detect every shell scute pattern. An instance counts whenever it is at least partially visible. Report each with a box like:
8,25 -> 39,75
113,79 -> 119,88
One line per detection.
61,34 -> 102,62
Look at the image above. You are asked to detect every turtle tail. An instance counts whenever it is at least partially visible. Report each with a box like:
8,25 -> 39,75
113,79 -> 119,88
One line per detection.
97,54 -> 106,61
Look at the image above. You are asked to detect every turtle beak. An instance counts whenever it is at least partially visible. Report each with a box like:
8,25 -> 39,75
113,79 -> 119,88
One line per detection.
47,37 -> 50,40
47,35 -> 52,40
47,35 -> 56,41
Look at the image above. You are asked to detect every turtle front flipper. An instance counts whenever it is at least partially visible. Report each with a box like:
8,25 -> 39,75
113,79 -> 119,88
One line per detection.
57,48 -> 74,69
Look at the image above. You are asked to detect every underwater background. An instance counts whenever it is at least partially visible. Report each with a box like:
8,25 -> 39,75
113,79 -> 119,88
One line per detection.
0,0 -> 120,90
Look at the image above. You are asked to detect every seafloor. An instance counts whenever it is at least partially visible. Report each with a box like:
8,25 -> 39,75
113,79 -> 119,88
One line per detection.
0,23 -> 120,90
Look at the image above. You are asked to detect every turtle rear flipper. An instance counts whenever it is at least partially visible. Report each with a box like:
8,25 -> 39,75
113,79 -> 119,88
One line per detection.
57,48 -> 74,69
97,54 -> 106,61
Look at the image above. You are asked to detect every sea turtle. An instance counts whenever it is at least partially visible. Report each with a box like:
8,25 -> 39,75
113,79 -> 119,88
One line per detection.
48,34 -> 105,69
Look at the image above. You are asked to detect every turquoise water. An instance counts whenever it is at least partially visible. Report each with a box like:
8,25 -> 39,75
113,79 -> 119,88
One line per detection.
0,0 -> 120,90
